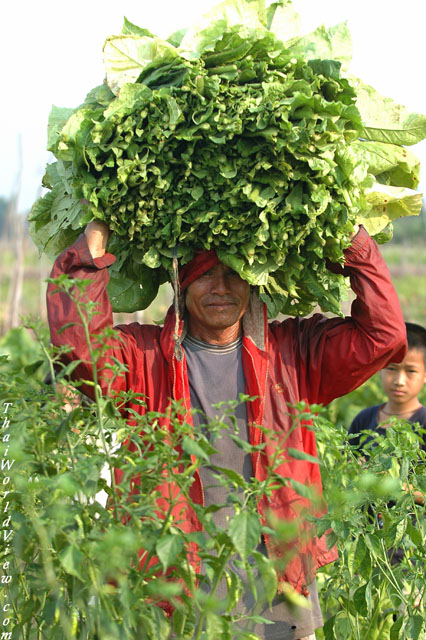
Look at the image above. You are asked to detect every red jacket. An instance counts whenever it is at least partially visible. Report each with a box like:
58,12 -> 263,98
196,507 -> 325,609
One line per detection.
47,227 -> 406,592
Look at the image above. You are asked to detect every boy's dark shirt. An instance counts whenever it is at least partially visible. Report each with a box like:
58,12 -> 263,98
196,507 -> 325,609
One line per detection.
348,404 -> 426,451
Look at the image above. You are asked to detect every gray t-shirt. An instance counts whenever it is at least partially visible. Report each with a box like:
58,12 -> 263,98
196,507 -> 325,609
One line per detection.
183,334 -> 323,640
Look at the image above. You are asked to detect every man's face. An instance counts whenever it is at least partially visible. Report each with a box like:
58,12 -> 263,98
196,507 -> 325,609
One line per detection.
379,348 -> 426,410
185,263 -> 250,340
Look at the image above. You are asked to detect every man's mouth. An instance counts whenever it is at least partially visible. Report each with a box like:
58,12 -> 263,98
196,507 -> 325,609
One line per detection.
207,302 -> 235,309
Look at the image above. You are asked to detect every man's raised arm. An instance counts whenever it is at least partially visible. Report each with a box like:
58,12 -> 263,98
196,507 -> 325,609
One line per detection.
284,226 -> 407,406
46,222 -> 132,398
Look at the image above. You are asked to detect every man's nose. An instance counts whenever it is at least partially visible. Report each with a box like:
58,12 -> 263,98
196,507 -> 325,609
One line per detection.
210,273 -> 228,294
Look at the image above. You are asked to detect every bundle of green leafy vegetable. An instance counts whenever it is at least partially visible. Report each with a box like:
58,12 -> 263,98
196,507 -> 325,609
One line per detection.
30,0 -> 426,315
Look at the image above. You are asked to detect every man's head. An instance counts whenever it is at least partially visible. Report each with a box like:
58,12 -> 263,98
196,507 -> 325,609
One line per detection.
183,261 -> 250,344
379,322 -> 426,411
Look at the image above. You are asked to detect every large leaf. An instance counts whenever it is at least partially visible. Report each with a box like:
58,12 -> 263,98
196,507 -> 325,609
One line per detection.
358,183 -> 423,235
47,105 -> 75,153
179,0 -> 268,57
251,550 -> 278,606
228,511 -> 261,560
267,1 -> 301,41
107,247 -> 164,312
28,161 -> 85,257
59,544 -> 84,580
352,140 -> 420,189
286,22 -> 352,70
155,534 -> 184,572
352,78 -> 426,146
103,34 -> 179,94
121,16 -> 156,39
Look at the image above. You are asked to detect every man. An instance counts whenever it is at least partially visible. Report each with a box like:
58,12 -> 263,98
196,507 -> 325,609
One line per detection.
47,220 -> 406,639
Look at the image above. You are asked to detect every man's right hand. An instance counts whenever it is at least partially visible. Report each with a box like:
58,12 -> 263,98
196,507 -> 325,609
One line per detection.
84,221 -> 110,258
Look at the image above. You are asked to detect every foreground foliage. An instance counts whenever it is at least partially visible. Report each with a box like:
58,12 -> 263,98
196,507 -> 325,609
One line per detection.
315,412 -> 426,639
0,304 -> 425,638
0,292 -> 306,640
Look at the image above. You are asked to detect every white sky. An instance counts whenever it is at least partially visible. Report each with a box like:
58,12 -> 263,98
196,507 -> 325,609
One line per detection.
1,0 -> 426,211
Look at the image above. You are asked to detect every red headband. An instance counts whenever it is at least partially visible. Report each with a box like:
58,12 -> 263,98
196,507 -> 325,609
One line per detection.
179,249 -> 220,290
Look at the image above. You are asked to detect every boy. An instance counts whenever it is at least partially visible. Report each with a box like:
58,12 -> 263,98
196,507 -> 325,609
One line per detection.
349,322 -> 426,451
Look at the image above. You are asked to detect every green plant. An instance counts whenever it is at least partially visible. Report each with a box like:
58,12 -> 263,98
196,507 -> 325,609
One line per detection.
314,409 -> 426,640
2,280 -> 426,638
0,281 -> 312,640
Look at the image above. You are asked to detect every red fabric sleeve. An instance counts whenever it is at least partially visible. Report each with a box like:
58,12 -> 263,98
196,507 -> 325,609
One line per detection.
284,226 -> 407,406
47,234 -> 135,400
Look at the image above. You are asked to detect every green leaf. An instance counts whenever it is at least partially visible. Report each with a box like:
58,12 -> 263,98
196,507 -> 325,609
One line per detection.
155,534 -> 184,572
358,183 -> 423,235
181,435 -> 211,462
353,581 -> 372,617
352,140 -> 420,189
103,34 -> 179,94
387,518 -> 407,548
406,614 -> 424,640
179,0 -> 266,58
251,550 -> 278,607
288,478 -> 316,500
390,616 -> 404,640
323,615 -> 336,638
205,611 -> 230,638
107,258 -> 161,313
351,536 -> 368,574
334,615 -> 352,637
211,465 -> 246,488
23,360 -> 45,375
287,447 -> 321,465
59,544 -> 84,580
121,16 -> 155,38
352,78 -> 426,146
407,519 -> 424,547
357,546 -> 372,581
267,2 -> 301,41
142,246 -> 162,269
224,569 -> 242,611
228,511 -> 261,561
47,105 -> 75,152
287,22 -> 352,70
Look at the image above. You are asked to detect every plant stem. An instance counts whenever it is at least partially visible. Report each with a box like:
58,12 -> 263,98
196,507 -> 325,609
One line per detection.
193,547 -> 233,640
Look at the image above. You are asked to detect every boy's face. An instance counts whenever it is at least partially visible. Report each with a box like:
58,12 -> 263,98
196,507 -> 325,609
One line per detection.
380,348 -> 426,411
